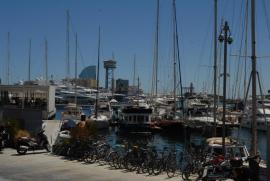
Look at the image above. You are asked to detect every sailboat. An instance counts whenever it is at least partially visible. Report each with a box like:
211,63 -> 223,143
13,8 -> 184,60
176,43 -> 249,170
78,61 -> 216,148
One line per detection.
90,27 -> 110,129
61,33 -> 84,122
152,0 -> 183,122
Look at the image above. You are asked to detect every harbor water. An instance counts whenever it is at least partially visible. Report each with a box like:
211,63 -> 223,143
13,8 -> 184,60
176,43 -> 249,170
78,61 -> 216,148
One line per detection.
55,106 -> 267,161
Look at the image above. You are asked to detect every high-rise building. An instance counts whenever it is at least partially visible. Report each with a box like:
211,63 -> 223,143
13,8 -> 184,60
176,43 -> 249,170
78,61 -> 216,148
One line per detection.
116,79 -> 129,94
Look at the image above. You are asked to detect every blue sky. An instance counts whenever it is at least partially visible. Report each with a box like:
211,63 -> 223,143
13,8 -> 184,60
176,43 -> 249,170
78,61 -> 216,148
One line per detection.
0,0 -> 269,97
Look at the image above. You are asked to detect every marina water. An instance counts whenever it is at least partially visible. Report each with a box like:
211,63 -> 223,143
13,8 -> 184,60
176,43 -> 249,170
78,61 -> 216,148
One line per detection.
55,106 -> 267,160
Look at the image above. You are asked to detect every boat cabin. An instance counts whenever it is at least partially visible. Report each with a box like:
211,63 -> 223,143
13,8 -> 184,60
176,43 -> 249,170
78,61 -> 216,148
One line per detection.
121,107 -> 152,124
205,137 -> 249,160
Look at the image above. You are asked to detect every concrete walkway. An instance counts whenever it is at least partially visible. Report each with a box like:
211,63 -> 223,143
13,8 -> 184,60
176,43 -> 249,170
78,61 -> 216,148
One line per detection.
0,149 -> 194,181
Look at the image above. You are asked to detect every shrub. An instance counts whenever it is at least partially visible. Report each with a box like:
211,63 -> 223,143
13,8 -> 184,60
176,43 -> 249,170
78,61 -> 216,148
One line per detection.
70,120 -> 97,140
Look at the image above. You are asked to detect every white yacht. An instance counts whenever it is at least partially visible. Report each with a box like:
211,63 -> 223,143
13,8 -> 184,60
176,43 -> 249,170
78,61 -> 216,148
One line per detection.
241,107 -> 270,131
89,98 -> 112,130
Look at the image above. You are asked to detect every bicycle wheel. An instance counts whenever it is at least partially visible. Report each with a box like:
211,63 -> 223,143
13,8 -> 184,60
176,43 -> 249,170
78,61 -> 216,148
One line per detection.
86,149 -> 97,164
116,156 -> 124,169
182,164 -> 192,180
107,151 -> 118,168
141,159 -> 149,174
152,159 -> 161,175
166,163 -> 176,178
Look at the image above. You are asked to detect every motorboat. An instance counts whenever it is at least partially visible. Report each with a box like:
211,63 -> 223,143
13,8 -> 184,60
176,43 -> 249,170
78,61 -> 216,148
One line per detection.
118,102 -> 152,132
90,114 -> 109,129
204,137 -> 249,160
241,107 -> 270,131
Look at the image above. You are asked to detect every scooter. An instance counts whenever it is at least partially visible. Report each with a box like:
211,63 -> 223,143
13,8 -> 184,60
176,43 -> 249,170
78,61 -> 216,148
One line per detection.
201,155 -> 233,180
0,134 -> 3,152
16,129 -> 51,155
0,126 -> 7,152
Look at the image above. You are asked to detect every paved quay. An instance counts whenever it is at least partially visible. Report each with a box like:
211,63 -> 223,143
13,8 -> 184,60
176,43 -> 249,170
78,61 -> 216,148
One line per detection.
0,149 -> 194,181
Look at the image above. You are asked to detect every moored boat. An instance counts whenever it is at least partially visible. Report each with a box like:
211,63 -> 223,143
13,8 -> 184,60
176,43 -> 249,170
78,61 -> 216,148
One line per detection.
204,137 -> 249,160
118,104 -> 152,132
90,114 -> 110,130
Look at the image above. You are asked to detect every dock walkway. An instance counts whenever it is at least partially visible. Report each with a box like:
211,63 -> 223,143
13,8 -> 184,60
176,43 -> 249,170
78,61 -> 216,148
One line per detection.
0,149 -> 197,181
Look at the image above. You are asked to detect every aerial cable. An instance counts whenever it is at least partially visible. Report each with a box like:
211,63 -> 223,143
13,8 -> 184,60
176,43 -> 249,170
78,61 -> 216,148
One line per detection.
261,0 -> 270,40
232,0 -> 246,99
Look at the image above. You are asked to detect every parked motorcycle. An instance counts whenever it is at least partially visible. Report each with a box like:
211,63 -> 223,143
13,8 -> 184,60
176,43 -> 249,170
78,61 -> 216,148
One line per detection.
202,155 -> 232,180
0,133 -> 3,152
16,129 -> 51,155
202,154 -> 261,181
0,126 -> 8,152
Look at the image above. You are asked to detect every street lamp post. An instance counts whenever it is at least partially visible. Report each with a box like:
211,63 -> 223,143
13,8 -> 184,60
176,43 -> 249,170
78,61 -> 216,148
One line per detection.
218,21 -> 233,156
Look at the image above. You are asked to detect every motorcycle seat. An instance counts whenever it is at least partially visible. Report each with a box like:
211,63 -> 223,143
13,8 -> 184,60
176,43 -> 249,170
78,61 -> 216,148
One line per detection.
19,137 -> 30,140
19,137 -> 36,142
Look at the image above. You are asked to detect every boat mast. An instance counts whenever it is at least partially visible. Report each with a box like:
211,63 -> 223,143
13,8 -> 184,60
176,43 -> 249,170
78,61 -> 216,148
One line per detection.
155,0 -> 159,97
45,38 -> 48,84
137,76 -> 140,99
213,0 -> 218,136
250,0 -> 257,156
151,0 -> 159,99
75,33 -> 78,107
218,21 -> 233,156
95,27 -> 101,118
66,10 -> 70,80
28,39 -> 31,81
173,0 -> 177,117
133,54 -> 136,87
7,32 -> 10,85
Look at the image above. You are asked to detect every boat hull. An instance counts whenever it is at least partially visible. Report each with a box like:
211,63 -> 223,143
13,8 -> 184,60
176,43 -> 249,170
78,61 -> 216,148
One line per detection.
90,115 -> 109,130
118,123 -> 150,132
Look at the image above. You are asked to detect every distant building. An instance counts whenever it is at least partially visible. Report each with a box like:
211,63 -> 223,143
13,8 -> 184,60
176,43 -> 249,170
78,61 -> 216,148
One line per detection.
79,65 -> 96,80
0,85 -> 56,133
128,86 -> 143,96
74,79 -> 97,89
116,79 -> 129,94
77,65 -> 97,89
183,82 -> 195,97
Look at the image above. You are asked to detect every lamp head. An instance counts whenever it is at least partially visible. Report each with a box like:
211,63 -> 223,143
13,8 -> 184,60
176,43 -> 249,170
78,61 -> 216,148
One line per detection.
218,33 -> 224,42
228,36 -> 233,44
